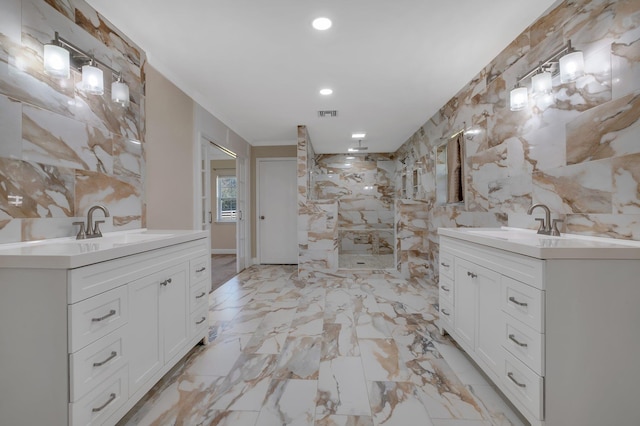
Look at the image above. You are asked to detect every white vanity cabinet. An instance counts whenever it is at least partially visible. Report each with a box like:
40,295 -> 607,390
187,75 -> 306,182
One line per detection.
438,229 -> 640,426
0,231 -> 210,426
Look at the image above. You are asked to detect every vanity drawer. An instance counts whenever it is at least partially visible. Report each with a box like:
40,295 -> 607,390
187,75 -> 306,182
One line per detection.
190,255 -> 210,285
190,307 -> 209,338
501,276 -> 544,333
69,285 -> 128,353
69,365 -> 128,426
439,275 -> 454,305
70,327 -> 127,401
502,349 -> 543,420
502,312 -> 544,376
439,299 -> 454,331
439,250 -> 454,280
190,281 -> 209,313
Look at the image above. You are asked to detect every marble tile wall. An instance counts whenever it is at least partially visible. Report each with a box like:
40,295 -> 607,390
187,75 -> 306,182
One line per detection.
395,0 -> 640,282
297,126 -> 339,280
0,0 -> 145,243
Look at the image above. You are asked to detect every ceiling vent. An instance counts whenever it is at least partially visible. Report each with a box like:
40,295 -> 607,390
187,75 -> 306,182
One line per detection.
318,110 -> 338,117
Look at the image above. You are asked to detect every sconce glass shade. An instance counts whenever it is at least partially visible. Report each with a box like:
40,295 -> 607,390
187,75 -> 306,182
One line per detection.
559,50 -> 584,83
510,86 -> 528,111
43,44 -> 70,78
531,71 -> 553,96
81,64 -> 104,95
111,80 -> 129,106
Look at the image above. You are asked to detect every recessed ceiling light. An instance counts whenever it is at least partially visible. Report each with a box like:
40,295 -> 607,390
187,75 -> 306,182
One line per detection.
351,133 -> 366,139
312,17 -> 332,31
319,88 -> 333,96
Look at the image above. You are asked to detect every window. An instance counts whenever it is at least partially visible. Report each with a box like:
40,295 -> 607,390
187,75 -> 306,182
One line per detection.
216,176 -> 237,222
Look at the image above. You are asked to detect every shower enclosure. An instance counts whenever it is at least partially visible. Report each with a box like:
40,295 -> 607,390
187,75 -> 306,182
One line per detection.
311,153 -> 396,270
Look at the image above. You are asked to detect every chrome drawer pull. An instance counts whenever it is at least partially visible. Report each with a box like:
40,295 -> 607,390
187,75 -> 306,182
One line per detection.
196,316 -> 206,325
441,308 -> 450,316
195,292 -> 206,299
508,334 -> 528,347
440,262 -> 450,268
508,296 -> 528,307
93,351 -> 117,367
196,267 -> 206,273
160,278 -> 172,286
92,393 -> 116,412
92,309 -> 116,322
441,285 -> 450,292
507,372 -> 527,388
467,271 -> 477,278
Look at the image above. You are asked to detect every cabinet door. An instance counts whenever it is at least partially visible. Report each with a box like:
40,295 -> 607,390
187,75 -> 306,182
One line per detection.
128,273 -> 162,394
475,265 -> 502,375
454,257 -> 502,375
454,259 -> 477,350
161,265 -> 189,362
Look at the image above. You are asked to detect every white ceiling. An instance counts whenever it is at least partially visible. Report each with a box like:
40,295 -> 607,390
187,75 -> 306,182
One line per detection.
86,0 -> 557,154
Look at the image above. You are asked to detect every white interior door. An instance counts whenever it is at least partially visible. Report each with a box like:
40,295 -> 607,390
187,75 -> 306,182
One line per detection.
258,158 -> 297,264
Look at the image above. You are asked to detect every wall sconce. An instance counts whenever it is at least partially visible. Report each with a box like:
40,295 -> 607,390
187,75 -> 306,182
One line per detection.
111,75 -> 130,107
81,60 -> 104,95
510,40 -> 584,111
43,32 -> 129,106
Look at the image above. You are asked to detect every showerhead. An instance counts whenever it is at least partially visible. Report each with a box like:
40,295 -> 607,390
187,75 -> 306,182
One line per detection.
348,139 -> 368,152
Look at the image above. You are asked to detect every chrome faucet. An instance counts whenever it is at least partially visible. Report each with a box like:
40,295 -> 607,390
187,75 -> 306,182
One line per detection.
73,205 -> 110,239
527,203 -> 552,235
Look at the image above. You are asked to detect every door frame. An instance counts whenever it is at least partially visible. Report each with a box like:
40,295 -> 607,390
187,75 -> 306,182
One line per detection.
195,135 -> 250,273
256,157 -> 298,265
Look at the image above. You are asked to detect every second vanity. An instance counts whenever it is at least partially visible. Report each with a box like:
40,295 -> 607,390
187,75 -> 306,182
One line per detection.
438,227 -> 640,426
0,229 -> 211,426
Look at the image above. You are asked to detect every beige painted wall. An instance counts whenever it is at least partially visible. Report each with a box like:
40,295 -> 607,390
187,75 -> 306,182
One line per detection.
145,65 -> 195,229
250,146 -> 297,258
211,159 -> 237,251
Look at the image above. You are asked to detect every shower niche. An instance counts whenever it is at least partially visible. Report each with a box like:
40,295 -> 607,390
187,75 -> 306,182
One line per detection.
338,228 -> 394,269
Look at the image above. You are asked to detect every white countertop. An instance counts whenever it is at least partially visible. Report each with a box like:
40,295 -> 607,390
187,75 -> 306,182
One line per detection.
438,227 -> 640,259
0,229 -> 209,269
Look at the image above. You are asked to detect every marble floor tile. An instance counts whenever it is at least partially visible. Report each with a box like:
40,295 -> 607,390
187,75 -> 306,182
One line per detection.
118,265 -> 529,426
256,379 -> 318,426
433,341 -> 492,387
358,339 -> 411,382
315,415 -> 374,426
322,322 -> 360,360
201,410 -> 261,426
187,335 -> 246,377
209,353 -> 278,411
368,381 -> 434,426
316,357 -> 371,417
468,385 -> 527,426
273,336 -> 322,379
431,420 -> 493,426
411,359 -> 487,421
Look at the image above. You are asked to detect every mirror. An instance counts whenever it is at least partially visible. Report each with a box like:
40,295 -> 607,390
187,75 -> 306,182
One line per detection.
435,143 -> 448,204
435,133 -> 465,205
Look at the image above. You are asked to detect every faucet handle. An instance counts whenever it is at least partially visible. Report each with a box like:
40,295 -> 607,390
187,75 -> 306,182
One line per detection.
93,220 -> 105,237
534,217 -> 548,235
551,219 -> 563,236
73,221 -> 86,240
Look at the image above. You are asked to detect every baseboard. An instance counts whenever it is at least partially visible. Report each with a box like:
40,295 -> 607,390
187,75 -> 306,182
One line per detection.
211,249 -> 237,255
252,257 -> 259,265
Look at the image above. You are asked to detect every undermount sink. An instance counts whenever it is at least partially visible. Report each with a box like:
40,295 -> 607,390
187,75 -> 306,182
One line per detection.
466,228 -> 554,240
0,229 -> 209,269
101,232 -> 173,245
438,227 -> 640,259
